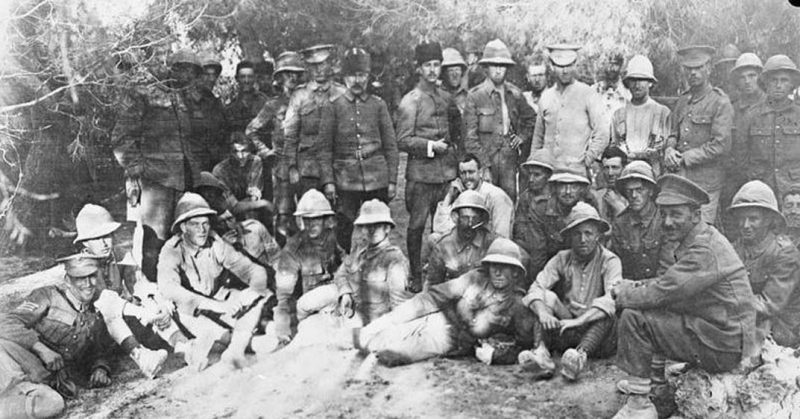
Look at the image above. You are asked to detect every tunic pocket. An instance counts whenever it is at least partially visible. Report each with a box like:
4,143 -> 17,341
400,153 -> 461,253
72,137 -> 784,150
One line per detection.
477,107 -> 497,134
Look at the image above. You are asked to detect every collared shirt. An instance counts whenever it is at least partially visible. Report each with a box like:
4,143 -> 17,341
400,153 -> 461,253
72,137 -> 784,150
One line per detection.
611,203 -> 671,280
512,196 -> 574,279
733,233 -> 800,332
532,81 -> 609,168
616,222 -> 757,354
523,246 -> 621,317
157,232 -> 269,314
318,89 -> 399,191
744,98 -> 800,199
184,88 -> 228,171
0,285 -> 112,371
425,228 -> 497,288
212,154 -> 263,200
475,181 -> 514,238
611,98 -> 671,171
396,81 -> 462,183
667,84 -> 734,191
337,240 -> 412,324
593,80 -> 631,116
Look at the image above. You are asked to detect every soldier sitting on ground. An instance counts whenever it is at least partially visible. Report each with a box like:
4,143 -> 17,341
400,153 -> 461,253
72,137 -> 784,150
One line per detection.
213,132 -> 264,202
0,255 -> 116,419
518,202 -> 620,381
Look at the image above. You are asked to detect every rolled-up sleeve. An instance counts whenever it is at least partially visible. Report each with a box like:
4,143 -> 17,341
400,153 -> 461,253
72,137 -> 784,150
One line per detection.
157,245 -> 206,314
523,253 -> 562,307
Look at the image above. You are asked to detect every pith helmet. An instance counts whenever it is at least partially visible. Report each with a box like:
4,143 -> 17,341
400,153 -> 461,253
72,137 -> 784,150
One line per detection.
451,190 -> 489,218
353,199 -> 395,227
677,45 -> 716,67
168,49 -> 201,68
74,204 -> 121,243
760,55 -> 800,86
521,148 -> 555,172
623,55 -> 657,83
57,254 -> 103,278
479,39 -> 515,66
273,51 -> 305,77
730,53 -> 763,77
715,44 -> 741,66
293,189 -> 334,218
171,192 -> 217,233
442,48 -> 467,69
615,161 -> 657,193
481,238 -> 526,273
727,180 -> 786,227
560,202 -> 611,236
655,174 -> 710,207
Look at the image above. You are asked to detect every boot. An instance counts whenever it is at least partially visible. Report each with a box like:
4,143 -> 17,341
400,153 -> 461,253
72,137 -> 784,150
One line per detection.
130,346 -> 168,379
560,348 -> 587,381
0,382 -> 64,419
612,395 -> 658,419
616,377 -> 651,395
649,383 -> 677,419
518,346 -> 556,380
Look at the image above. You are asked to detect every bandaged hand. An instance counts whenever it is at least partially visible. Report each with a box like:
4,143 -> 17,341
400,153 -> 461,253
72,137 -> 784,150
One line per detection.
94,290 -> 127,320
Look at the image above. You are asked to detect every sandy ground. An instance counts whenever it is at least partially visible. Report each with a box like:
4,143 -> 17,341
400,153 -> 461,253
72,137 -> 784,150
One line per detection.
0,154 -> 633,418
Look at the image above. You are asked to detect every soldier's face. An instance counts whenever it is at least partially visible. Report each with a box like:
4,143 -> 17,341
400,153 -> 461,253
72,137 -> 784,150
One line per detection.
527,166 -> 551,191
487,65 -> 507,85
181,216 -> 211,247
303,216 -> 326,239
622,180 -> 653,213
280,72 -> 300,90
553,63 -> 575,85
344,71 -> 370,96
488,263 -> 517,290
554,182 -> 585,208
627,79 -> 652,101
201,67 -> 220,91
171,63 -> 199,88
783,194 -> 800,228
604,62 -> 622,81
232,143 -> 250,164
527,65 -> 547,91
765,71 -> 796,101
308,61 -> 332,83
364,223 -> 392,246
444,66 -> 463,89
735,207 -> 772,244
660,205 -> 700,242
417,60 -> 442,84
82,234 -> 113,258
236,68 -> 256,92
455,207 -> 484,241
735,69 -> 760,95
602,157 -> 624,183
66,272 -> 101,303
569,221 -> 602,259
683,63 -> 710,88
459,160 -> 482,190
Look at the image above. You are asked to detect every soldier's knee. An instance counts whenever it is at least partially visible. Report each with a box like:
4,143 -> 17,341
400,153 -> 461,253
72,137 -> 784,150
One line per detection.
1,382 -> 65,419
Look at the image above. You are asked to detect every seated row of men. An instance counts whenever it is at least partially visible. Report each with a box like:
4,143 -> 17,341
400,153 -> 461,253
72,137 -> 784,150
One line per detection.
1,159 -> 797,418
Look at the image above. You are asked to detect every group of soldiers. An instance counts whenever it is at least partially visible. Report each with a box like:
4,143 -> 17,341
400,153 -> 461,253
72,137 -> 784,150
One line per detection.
2,35 -> 800,419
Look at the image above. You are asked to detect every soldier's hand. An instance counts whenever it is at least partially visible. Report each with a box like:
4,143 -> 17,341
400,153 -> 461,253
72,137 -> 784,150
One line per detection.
288,166 -> 300,185
338,294 -> 355,318
664,147 -> 682,169
324,183 -> 337,204
537,312 -> 561,331
221,229 -> 239,245
509,133 -> 523,150
431,139 -> 449,154
387,184 -> 396,200
89,368 -> 111,388
247,187 -> 262,201
33,343 -> 64,371
559,318 -> 584,335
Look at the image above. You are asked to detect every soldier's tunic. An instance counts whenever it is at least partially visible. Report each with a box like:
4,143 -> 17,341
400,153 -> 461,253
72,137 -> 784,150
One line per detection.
424,227 -> 497,289
184,87 -> 228,171
246,91 -> 294,212
744,98 -> 800,200
610,203 -> 671,281
512,197 -> 577,280
666,85 -> 734,223
464,79 -> 536,202
225,90 -> 269,134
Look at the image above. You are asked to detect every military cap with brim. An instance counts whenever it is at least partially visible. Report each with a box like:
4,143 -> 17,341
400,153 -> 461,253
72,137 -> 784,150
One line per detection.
655,174 -> 710,206
559,202 -> 611,236
549,164 -> 590,185
546,44 -> 581,67
301,44 -> 335,64
57,254 -> 104,277
677,45 -> 716,67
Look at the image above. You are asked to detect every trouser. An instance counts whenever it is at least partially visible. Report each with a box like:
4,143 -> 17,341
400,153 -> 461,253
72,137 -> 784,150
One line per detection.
405,181 -> 450,287
700,188 -> 721,225
616,309 -> 741,378
130,178 -> 181,242
94,285 -> 182,351
534,290 -> 616,356
296,283 -> 338,321
360,312 -> 466,365
336,188 -> 389,252
0,339 -> 50,392
173,288 -> 264,344
489,150 -> 518,203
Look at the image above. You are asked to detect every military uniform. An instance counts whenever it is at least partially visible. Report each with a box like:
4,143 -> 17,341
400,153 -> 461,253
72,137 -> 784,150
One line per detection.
282,80 -> 346,195
666,85 -> 734,222
246,90 -> 295,207
464,79 -> 535,202
212,154 -> 264,201
397,81 -> 463,284
224,90 -> 269,134
273,229 -> 343,339
610,204 -> 670,280
424,227 -> 497,289
184,87 -> 228,171
744,99 -> 800,199
319,89 -> 399,250
512,196 -> 575,280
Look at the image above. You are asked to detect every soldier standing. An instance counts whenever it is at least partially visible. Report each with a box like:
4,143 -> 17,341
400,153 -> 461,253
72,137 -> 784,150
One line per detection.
319,48 -> 399,251
283,44 -> 346,203
440,48 -> 469,115
396,41 -> 462,291
464,39 -> 535,202
225,61 -> 269,133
